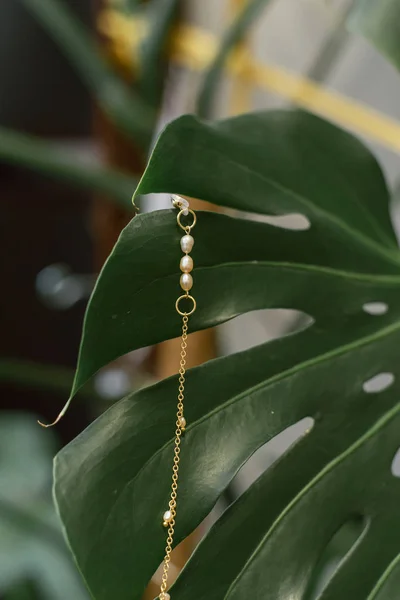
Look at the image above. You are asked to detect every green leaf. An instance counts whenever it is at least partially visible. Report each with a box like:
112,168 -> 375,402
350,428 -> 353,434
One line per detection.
56,313 -> 400,600
0,127 -> 136,209
348,0 -> 400,71
54,109 -> 400,599
367,555 -> 400,599
20,0 -> 155,147
138,0 -> 180,105
197,0 -> 273,118
69,110 -> 398,395
168,348 -> 400,600
135,112 -> 397,251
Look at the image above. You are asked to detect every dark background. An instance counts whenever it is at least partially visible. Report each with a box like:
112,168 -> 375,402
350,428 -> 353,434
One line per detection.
0,0 -> 93,442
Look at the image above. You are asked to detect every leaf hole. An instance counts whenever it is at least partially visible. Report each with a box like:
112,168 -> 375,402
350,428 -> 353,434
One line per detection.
229,417 -> 314,492
362,302 -> 388,316
306,515 -> 366,598
391,448 -> 400,477
263,213 -> 311,231
247,212 -> 311,231
219,309 -> 313,354
363,372 -> 395,394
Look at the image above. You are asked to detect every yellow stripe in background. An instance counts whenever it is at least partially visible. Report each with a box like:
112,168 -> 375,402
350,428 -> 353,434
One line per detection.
99,10 -> 400,155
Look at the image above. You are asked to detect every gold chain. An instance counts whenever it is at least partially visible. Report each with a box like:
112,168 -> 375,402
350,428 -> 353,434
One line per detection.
159,316 -> 188,600
159,196 -> 197,600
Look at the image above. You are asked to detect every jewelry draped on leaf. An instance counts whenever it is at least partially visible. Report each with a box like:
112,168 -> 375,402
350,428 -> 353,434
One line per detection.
38,193 -> 198,600
159,195 -> 197,600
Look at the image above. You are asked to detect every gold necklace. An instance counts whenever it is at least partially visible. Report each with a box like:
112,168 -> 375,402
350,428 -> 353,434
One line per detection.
159,195 -> 197,600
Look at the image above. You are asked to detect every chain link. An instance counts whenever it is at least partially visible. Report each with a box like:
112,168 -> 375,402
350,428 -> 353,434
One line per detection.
159,315 -> 189,600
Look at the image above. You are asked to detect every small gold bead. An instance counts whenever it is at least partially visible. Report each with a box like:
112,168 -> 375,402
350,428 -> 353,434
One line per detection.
178,416 -> 186,430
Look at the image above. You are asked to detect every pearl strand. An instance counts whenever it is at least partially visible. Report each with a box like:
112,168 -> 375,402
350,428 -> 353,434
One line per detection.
179,235 -> 194,292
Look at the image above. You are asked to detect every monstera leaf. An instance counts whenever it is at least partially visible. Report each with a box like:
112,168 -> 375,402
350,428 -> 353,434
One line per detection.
54,111 -> 400,600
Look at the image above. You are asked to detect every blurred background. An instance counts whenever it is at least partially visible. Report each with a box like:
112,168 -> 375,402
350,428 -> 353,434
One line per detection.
1,0 -> 400,598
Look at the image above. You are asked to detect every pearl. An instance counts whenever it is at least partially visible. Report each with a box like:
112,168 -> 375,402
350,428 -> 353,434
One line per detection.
163,594 -> 170,600
180,273 -> 193,291
178,416 -> 186,430
180,255 -> 193,273
180,234 -> 194,254
163,510 -> 172,526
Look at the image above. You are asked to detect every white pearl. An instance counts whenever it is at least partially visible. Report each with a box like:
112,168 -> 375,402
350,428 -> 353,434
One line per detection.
180,235 -> 194,254
180,255 -> 193,273
180,273 -> 193,291
163,510 -> 172,523
163,594 -> 170,600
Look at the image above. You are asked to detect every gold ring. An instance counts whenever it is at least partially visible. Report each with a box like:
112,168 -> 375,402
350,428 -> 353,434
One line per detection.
175,294 -> 197,316
177,209 -> 197,232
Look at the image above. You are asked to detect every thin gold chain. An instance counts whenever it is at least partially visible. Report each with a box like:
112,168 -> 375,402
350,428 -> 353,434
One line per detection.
159,196 -> 196,600
159,315 -> 189,600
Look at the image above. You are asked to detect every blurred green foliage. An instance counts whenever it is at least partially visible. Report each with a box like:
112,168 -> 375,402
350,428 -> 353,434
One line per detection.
0,413 -> 89,599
